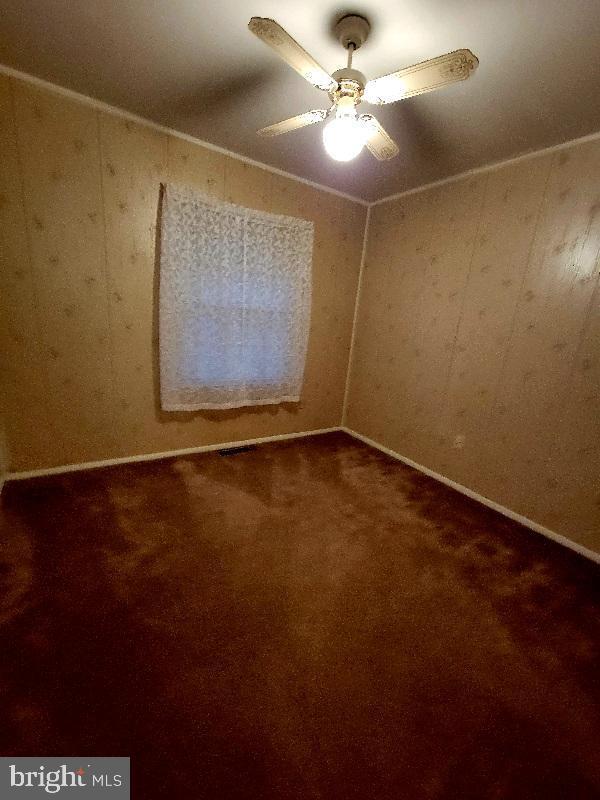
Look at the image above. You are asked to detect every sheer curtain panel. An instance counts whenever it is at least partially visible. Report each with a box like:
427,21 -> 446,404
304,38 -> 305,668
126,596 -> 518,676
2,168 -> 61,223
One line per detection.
159,183 -> 313,411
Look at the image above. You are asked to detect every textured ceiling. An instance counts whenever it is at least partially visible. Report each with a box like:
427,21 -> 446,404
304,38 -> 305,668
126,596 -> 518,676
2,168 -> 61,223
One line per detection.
1,0 -> 599,201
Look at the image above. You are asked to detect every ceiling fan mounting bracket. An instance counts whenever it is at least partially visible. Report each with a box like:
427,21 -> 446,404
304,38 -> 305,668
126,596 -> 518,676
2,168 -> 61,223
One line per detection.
335,14 -> 371,51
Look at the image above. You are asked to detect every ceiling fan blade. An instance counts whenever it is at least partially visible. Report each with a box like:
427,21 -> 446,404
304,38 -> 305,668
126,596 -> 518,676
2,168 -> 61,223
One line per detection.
360,115 -> 400,160
257,109 -> 329,137
364,49 -> 479,105
249,17 -> 337,93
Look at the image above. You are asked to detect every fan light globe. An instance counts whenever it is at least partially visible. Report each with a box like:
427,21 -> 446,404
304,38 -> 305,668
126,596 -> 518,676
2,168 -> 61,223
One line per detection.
322,116 -> 368,161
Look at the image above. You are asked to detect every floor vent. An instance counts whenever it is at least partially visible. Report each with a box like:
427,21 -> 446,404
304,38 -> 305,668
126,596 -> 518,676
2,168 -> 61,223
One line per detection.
218,445 -> 257,457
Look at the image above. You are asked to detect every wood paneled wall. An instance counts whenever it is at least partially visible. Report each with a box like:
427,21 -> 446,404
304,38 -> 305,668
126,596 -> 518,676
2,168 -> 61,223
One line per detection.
346,140 -> 600,553
2,71 -> 597,555
0,75 -> 367,470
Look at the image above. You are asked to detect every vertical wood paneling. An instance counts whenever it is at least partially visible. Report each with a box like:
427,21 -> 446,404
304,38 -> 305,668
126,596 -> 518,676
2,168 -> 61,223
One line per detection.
2,75 -> 366,471
398,176 -> 487,466
435,156 -> 553,481
167,136 -> 227,199
11,81 -> 115,465
224,159 -> 272,211
347,139 -> 600,553
484,142 -> 600,544
98,113 -> 168,455
0,75 -> 54,467
541,283 -> 600,540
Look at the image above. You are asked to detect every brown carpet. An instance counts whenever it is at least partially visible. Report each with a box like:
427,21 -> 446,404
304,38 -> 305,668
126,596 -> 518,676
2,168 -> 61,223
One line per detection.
0,431 -> 599,799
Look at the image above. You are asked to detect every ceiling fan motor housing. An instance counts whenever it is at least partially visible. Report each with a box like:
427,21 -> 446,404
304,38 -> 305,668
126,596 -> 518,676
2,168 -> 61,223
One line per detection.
330,68 -> 367,106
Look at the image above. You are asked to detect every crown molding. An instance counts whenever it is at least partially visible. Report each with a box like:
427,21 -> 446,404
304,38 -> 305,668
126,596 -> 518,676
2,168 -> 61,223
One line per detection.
0,63 -> 369,207
6,62 -> 599,209
371,127 -> 600,207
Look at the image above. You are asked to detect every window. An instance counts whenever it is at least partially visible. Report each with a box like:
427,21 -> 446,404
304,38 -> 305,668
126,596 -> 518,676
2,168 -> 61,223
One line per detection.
159,183 -> 313,411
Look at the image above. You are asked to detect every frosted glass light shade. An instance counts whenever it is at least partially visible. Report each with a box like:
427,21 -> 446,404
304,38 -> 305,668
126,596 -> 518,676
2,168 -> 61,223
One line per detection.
322,115 -> 368,162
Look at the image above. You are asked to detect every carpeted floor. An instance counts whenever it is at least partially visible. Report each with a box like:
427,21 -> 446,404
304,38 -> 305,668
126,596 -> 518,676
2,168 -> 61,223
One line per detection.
0,431 -> 599,799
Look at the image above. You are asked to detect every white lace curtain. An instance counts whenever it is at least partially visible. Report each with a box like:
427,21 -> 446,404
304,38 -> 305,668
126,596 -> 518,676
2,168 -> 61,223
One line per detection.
159,183 -> 313,411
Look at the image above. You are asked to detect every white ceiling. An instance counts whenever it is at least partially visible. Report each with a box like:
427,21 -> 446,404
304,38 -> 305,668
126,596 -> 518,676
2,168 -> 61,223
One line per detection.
1,0 -> 599,201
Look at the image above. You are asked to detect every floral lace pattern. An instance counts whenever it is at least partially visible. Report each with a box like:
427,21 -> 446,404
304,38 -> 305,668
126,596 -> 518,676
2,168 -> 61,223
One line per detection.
159,184 -> 313,410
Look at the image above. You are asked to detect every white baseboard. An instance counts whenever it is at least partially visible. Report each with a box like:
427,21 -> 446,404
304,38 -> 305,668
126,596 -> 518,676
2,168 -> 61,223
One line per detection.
6,427 -> 342,482
342,427 -> 600,566
6,425 -> 599,566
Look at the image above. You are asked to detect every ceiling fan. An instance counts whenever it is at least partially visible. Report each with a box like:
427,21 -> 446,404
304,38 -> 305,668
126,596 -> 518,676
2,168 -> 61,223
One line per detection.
248,14 -> 479,162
